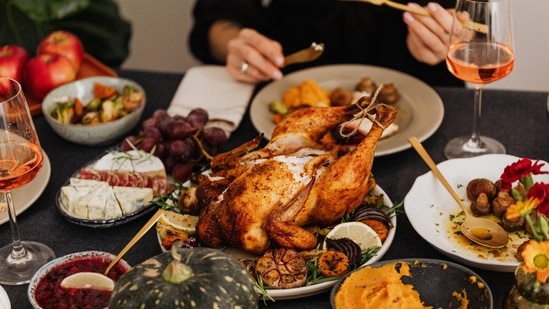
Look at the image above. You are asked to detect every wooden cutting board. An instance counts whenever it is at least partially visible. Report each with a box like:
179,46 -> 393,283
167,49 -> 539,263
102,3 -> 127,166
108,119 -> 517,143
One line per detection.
27,53 -> 117,116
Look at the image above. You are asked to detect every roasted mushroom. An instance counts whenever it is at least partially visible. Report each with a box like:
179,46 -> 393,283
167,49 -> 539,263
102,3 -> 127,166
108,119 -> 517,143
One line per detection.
466,178 -> 497,201
355,77 -> 377,93
501,214 -> 525,232
329,87 -> 354,106
492,190 -> 515,217
379,83 -> 399,104
470,192 -> 492,216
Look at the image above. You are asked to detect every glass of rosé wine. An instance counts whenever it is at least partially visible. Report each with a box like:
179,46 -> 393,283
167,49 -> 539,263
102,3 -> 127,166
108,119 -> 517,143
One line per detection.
444,0 -> 514,158
0,77 -> 54,285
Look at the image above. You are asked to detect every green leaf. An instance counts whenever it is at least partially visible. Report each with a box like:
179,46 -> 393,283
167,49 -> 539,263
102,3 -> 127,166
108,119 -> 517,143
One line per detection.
11,0 -> 90,22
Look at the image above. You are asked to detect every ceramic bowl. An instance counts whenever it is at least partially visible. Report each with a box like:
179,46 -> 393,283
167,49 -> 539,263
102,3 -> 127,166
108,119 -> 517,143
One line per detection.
28,250 -> 131,309
330,258 -> 493,309
41,76 -> 146,146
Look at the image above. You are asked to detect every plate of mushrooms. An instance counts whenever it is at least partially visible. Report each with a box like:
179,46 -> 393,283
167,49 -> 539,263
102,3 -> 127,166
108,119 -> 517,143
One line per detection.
405,154 -> 549,272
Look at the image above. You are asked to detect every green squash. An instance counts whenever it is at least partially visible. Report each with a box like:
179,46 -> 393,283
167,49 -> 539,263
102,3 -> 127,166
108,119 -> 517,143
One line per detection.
109,246 -> 258,308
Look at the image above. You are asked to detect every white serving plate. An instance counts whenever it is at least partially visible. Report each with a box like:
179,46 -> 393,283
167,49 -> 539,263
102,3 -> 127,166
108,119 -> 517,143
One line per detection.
405,154 -> 549,272
158,184 -> 397,300
250,64 -> 444,156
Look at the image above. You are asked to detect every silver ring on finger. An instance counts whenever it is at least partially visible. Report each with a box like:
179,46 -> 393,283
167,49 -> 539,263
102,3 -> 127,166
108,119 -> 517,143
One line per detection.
240,62 -> 249,74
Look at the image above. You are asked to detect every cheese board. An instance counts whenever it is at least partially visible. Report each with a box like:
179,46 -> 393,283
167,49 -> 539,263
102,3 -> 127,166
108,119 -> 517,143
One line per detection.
56,149 -> 170,228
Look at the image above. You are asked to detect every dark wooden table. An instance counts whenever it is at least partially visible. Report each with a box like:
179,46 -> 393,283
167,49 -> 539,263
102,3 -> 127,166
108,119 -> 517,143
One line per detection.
2,69 -> 548,308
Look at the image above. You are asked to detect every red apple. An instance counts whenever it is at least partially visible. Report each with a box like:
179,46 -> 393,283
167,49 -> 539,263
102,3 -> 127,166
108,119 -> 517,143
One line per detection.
0,45 -> 30,82
37,30 -> 84,71
22,53 -> 77,101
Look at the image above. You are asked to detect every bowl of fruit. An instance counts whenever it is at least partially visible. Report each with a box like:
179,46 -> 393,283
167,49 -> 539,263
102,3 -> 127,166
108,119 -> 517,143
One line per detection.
41,76 -> 146,146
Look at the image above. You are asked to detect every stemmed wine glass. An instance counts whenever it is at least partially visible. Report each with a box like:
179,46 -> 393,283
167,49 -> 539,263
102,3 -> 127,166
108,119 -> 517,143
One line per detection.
0,77 -> 55,285
444,0 -> 514,158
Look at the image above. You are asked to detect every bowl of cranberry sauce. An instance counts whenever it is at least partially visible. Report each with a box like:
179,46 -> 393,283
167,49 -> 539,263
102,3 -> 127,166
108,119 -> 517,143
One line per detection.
28,251 -> 130,309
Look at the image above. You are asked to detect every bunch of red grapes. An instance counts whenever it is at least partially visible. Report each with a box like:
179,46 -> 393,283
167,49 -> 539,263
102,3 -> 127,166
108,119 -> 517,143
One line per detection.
120,108 -> 228,182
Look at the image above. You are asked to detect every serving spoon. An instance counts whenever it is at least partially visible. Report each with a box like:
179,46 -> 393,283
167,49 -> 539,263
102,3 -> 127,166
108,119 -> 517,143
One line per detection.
408,137 -> 508,248
284,42 -> 325,66
60,209 -> 165,290
340,0 -> 488,33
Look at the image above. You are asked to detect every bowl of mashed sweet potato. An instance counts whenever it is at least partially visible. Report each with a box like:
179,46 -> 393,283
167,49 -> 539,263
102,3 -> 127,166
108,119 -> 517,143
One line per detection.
330,258 -> 493,309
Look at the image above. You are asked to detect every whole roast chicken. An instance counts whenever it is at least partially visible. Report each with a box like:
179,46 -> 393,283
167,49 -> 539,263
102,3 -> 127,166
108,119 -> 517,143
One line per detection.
196,96 -> 397,255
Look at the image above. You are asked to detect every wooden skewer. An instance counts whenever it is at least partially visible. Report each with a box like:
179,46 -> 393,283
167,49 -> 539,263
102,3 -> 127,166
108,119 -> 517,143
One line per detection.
104,209 -> 164,275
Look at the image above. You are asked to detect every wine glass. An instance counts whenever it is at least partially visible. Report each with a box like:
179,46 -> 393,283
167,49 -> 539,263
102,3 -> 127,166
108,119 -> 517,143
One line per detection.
444,0 -> 514,159
0,77 -> 55,285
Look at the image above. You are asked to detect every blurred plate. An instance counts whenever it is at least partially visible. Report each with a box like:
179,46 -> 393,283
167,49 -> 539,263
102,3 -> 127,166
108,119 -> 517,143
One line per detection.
55,153 -> 157,228
0,284 -> 10,309
158,185 -> 397,301
330,258 -> 492,308
0,152 -> 51,226
249,64 -> 443,156
405,154 -> 549,272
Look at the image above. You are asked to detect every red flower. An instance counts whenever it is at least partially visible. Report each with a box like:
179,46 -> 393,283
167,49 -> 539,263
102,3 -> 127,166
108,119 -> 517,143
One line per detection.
529,182 -> 549,215
500,158 -> 549,190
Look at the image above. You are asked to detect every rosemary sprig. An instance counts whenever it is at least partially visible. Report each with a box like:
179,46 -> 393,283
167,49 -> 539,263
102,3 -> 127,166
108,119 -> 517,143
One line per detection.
152,181 -> 187,213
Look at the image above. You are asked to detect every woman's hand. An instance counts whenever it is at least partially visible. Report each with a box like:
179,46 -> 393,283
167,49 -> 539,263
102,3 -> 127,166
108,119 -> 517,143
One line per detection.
226,28 -> 284,83
403,2 -> 454,65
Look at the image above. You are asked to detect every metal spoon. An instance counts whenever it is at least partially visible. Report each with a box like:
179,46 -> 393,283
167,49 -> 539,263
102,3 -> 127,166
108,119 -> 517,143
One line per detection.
408,137 -> 508,248
61,209 -> 165,290
284,42 -> 325,66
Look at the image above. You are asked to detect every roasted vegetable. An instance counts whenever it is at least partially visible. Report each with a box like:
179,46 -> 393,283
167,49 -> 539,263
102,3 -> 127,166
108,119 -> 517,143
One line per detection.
350,204 -> 393,228
492,190 -> 515,217
50,100 -> 75,124
379,83 -> 400,104
361,219 -> 389,242
329,87 -> 353,106
466,178 -> 497,201
50,82 -> 144,125
317,250 -> 350,277
268,101 -> 289,115
109,246 -> 257,309
94,82 -> 117,99
470,192 -> 492,216
255,248 -> 308,289
324,237 -> 361,267
282,79 -> 330,109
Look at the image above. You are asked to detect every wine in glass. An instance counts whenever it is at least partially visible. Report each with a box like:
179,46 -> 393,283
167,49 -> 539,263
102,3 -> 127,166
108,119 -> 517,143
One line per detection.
0,77 -> 55,285
444,0 -> 514,158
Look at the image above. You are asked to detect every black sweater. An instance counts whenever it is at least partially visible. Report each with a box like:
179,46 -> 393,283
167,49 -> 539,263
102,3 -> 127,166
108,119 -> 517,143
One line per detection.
189,0 -> 463,87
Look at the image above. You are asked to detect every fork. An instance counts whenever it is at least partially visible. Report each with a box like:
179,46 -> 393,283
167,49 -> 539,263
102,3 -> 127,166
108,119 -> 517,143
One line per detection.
340,0 -> 488,33
354,0 -> 430,16
284,42 -> 325,66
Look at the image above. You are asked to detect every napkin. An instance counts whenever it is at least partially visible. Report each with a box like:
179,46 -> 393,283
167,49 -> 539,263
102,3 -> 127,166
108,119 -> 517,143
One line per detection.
167,65 -> 255,136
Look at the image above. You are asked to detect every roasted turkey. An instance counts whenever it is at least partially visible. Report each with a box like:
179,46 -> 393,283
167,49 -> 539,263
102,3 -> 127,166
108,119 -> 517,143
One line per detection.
196,97 -> 397,255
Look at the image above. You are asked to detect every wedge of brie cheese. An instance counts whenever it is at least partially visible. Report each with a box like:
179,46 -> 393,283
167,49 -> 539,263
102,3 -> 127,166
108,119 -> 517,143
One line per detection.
92,150 -> 166,179
113,186 -> 154,215
61,150 -> 168,221
60,177 -> 154,220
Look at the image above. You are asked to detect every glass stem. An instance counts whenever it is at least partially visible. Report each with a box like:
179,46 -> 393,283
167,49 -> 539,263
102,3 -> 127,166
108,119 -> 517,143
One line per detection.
468,86 -> 483,148
5,191 -> 26,259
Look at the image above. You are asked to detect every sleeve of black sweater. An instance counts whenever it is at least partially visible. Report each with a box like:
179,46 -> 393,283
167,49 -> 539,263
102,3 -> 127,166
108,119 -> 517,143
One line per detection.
188,0 -> 265,64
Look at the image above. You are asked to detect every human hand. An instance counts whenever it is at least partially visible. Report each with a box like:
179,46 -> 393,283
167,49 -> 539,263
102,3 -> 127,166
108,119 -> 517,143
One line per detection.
403,2 -> 454,65
226,28 -> 284,83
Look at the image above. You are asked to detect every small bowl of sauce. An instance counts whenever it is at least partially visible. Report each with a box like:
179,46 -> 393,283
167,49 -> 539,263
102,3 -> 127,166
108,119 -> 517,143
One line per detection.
28,251 -> 130,309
